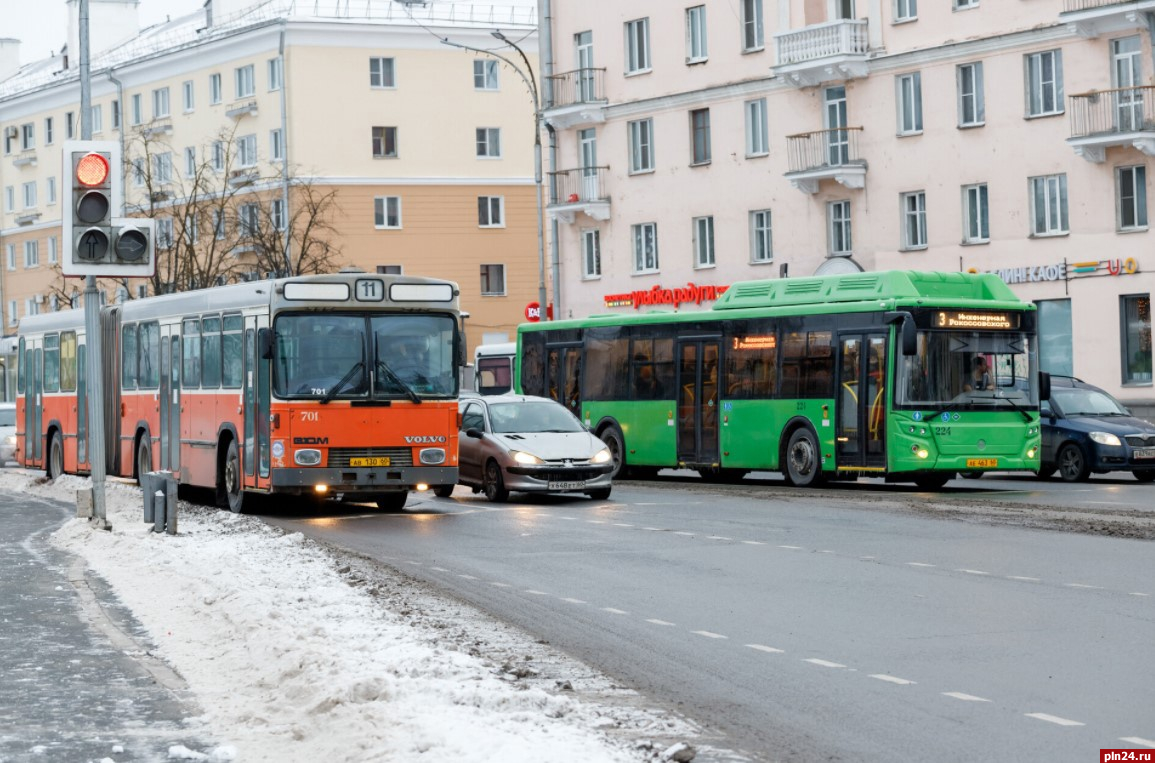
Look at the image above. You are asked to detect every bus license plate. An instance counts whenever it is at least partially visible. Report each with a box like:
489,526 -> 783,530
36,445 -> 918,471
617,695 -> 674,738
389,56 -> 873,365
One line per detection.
351,457 -> 391,467
966,458 -> 998,468
548,481 -> 584,490
1134,447 -> 1155,460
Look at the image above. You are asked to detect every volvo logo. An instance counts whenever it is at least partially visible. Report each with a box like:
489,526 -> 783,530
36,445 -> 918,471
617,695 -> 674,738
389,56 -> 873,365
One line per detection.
405,435 -> 447,444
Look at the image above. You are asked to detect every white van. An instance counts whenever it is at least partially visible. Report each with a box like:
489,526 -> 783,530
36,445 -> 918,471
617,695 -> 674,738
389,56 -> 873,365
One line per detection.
473,342 -> 516,395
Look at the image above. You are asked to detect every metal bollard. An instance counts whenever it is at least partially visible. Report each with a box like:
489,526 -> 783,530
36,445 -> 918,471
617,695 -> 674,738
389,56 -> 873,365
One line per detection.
165,479 -> 178,535
141,472 -> 155,523
153,491 -> 166,533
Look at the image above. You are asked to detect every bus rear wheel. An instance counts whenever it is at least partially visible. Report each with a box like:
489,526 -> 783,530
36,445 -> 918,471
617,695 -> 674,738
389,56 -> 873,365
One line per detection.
783,427 -> 823,487
46,431 -> 64,480
223,440 -> 246,514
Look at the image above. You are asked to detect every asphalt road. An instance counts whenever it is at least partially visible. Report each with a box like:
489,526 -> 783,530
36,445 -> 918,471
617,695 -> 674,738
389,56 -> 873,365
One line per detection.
262,476 -> 1155,762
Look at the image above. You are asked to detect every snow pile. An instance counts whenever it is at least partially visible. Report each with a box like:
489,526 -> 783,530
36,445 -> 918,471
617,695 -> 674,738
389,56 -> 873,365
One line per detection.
2,470 -> 695,763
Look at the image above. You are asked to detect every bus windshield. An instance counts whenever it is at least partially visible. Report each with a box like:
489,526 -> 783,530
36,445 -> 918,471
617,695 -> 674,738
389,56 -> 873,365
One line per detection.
273,313 -> 457,400
896,330 -> 1038,409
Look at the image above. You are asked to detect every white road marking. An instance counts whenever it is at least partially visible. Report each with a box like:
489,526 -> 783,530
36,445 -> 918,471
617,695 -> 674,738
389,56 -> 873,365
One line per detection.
489,582 -> 511,588
708,536 -> 732,541
745,644 -> 785,654
643,527 -> 663,531
613,523 -> 634,527
692,630 -> 728,639
860,556 -> 876,561
587,520 -> 607,524
943,692 -> 990,702
430,567 -> 449,572
458,574 -> 478,580
559,516 -> 577,520
1064,583 -> 1102,589
561,598 -> 587,605
674,531 -> 695,536
805,658 -> 847,668
405,560 -> 422,565
906,562 -> 935,567
779,545 -> 803,550
602,607 -> 629,615
1025,713 -> 1084,727
870,674 -> 916,685
818,550 -> 835,554
524,590 -> 549,595
646,619 -> 676,626
1120,737 -> 1155,748
741,540 -> 766,545
1007,576 -> 1041,582
958,569 -> 989,575
1130,592 -> 1151,597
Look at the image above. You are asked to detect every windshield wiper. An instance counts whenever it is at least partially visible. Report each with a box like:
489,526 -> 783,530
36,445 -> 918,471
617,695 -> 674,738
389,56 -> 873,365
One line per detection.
320,361 -> 364,405
995,392 -> 1032,422
376,360 -> 421,404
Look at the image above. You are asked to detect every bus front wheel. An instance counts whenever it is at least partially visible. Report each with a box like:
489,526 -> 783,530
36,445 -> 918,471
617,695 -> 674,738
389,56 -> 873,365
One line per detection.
783,428 -> 823,487
46,431 -> 64,480
224,440 -> 246,514
136,436 -> 152,485
376,492 -> 408,512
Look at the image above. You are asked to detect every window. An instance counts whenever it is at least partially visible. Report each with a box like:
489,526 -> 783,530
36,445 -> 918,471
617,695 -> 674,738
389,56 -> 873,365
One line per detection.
212,209 -> 225,239
183,80 -> 195,112
270,128 -> 284,161
474,59 -> 499,90
896,72 -> 923,134
270,200 -> 284,231
111,100 -> 120,129
184,213 -> 199,244
962,183 -> 990,243
182,318 -> 201,388
267,57 -> 282,91
22,181 -> 36,208
48,236 -> 58,264
957,62 -> 985,127
369,57 -> 395,88
132,158 -> 145,186
45,116 -> 54,144
153,153 -> 173,184
1121,295 -> 1152,383
1029,174 -> 1069,235
900,191 -> 927,249
828,200 -> 852,255
210,73 -> 222,104
582,229 -> 601,278
91,105 -> 103,133
693,215 -> 715,267
202,316 -> 222,388
157,217 -> 174,249
480,264 -> 506,296
742,0 -> 764,50
185,146 -> 196,176
628,118 -> 654,173
374,196 -> 402,228
3,186 -> 12,212
4,243 -> 13,270
1117,165 -> 1148,230
152,87 -> 170,118
223,315 -> 243,388
690,108 -> 711,164
750,209 -> 772,262
212,141 -> 225,171
235,64 -> 255,98
476,127 -> 501,158
372,126 -> 397,158
954,0 -> 978,9
478,196 -> 504,227
65,111 -> 76,139
745,98 -> 768,156
6,301 -> 15,325
625,18 -> 651,73
25,298 -> 39,318
239,203 -> 259,237
130,94 -> 143,125
24,239 -> 38,268
1026,50 -> 1063,117
238,134 -> 257,166
47,177 -> 56,204
20,122 -> 34,149
895,0 -> 917,21
686,6 -> 708,63
632,222 -> 659,272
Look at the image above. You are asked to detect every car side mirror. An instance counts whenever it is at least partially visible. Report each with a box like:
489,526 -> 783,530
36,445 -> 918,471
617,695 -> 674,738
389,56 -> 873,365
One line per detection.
1038,371 -> 1051,402
466,428 -> 484,439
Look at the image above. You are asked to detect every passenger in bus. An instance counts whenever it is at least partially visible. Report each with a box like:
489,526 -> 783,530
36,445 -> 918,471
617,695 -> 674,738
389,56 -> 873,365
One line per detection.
634,359 -> 664,399
965,356 -> 991,392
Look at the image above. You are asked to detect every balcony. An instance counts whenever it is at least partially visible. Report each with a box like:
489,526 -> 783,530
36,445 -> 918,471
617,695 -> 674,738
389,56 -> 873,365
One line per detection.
12,150 -> 37,168
546,166 -> 610,223
783,127 -> 868,193
228,168 -> 259,186
773,19 -> 870,88
543,68 -> 607,130
1059,0 -> 1155,38
15,210 -> 41,226
142,119 -> 173,137
226,99 -> 258,119
1067,87 -> 1155,162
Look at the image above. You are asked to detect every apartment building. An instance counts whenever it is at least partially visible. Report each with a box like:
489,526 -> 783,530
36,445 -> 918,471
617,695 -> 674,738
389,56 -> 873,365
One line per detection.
0,0 -> 542,383
539,0 -> 1154,409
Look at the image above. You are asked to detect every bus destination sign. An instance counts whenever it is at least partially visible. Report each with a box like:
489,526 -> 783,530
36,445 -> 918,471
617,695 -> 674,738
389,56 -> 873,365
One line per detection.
932,311 -> 1019,330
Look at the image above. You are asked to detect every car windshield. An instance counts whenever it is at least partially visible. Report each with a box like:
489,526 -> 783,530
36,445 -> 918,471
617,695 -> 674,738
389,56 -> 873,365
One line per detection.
1053,387 -> 1129,416
896,329 -> 1038,409
0,408 -> 14,426
488,402 -> 584,434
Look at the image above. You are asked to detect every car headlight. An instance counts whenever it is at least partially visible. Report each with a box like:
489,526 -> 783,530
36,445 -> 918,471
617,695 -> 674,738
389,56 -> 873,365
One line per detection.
511,450 -> 543,465
1089,431 -> 1122,447
591,448 -> 611,464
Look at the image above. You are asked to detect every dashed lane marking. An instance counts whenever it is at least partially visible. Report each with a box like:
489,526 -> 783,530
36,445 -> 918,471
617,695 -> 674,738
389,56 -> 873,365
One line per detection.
524,590 -> 549,595
1026,713 -> 1084,727
741,540 -> 766,545
870,674 -> 916,685
1120,737 -> 1155,748
602,607 -> 629,615
805,658 -> 847,668
1064,583 -> 1102,589
958,569 -> 990,575
1129,592 -> 1151,597
489,582 -> 512,588
745,644 -> 785,654
561,598 -> 587,604
674,531 -> 695,536
613,523 -> 634,527
906,562 -> 935,567
1007,576 -> 1041,582
430,567 -> 449,572
943,692 -> 991,702
457,574 -> 478,580
708,536 -> 732,541
779,545 -> 803,550
646,619 -> 676,626
692,630 -> 728,639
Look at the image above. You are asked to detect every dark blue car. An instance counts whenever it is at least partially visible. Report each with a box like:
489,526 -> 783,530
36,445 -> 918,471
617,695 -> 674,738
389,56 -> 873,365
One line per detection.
1040,376 -> 1155,482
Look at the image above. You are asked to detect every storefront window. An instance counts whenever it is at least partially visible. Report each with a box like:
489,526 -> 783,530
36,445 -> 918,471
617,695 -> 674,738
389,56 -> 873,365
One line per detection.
1035,299 -> 1072,377
1121,294 -> 1152,384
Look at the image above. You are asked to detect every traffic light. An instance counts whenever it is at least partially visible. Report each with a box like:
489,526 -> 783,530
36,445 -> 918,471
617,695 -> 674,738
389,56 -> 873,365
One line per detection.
61,140 -> 154,277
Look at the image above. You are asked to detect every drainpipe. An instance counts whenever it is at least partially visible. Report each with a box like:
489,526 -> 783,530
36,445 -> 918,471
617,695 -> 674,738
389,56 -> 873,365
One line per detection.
107,69 -> 126,196
279,25 -> 291,276
540,0 -> 561,319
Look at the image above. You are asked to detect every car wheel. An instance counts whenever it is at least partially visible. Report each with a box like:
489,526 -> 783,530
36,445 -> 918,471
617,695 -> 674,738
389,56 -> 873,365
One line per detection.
136,435 -> 152,485
376,492 -> 408,512
1134,469 -> 1155,483
600,425 -> 627,480
587,487 -> 612,500
46,431 -> 64,481
960,471 -> 984,480
432,484 -> 455,498
913,474 -> 952,490
223,440 -> 246,513
783,427 -> 824,487
1057,443 -> 1091,482
483,460 -> 509,502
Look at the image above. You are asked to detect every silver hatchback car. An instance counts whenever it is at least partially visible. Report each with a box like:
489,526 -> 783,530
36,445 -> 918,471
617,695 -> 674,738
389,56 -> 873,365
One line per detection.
446,394 -> 614,501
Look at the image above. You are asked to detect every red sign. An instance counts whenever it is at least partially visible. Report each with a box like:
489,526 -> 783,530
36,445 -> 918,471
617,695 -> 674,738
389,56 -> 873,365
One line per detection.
525,302 -> 542,322
603,282 -> 730,311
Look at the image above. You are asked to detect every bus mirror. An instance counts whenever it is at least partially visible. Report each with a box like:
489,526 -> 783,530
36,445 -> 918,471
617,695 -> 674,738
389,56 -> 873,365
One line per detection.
1038,371 -> 1051,402
885,311 -> 917,356
258,328 -> 274,360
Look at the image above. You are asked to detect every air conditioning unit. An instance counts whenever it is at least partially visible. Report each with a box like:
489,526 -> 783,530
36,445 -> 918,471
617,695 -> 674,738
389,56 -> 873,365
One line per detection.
4,126 -> 18,139
33,294 -> 44,304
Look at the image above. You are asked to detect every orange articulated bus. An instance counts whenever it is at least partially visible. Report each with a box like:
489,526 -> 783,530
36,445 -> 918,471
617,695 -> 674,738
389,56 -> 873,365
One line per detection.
16,272 -> 463,513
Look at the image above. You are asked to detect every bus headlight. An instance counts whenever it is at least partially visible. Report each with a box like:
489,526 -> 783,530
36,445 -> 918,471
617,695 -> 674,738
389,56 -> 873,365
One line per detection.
1027,447 -> 1037,459
419,448 -> 446,465
911,444 -> 929,459
1089,431 -> 1122,447
591,448 -> 612,464
512,450 -> 543,465
295,449 -> 322,466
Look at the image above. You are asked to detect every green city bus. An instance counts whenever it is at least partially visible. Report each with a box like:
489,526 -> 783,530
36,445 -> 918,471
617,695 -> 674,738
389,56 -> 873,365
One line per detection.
516,270 -> 1045,489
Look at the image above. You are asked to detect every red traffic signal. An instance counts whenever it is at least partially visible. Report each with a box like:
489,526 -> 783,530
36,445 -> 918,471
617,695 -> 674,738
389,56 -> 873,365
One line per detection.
75,152 -> 111,187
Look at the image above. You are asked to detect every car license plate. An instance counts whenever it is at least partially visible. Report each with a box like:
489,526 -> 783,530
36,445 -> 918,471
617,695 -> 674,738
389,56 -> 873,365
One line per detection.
351,457 -> 391,467
966,458 -> 998,468
548,481 -> 584,490
1134,447 -> 1155,460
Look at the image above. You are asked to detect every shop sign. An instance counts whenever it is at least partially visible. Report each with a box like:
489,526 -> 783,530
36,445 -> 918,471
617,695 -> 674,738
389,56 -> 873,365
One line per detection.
604,282 -> 730,310
979,258 -> 1139,284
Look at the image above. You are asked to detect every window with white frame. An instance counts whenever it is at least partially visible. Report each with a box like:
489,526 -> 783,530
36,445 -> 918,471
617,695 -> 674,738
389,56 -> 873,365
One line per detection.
1025,50 -> 1063,117
111,100 -> 120,129
131,94 -> 143,125
582,229 -> 601,277
24,239 -> 38,268
628,118 -> 654,173
239,204 -> 259,237
478,196 -> 504,227
962,183 -> 990,243
742,0 -> 764,50
374,196 -> 402,228
632,222 -> 659,272
152,87 -> 170,119
268,57 -> 282,91
828,200 -> 852,255
45,116 -> 54,144
372,126 -> 397,158
1117,165 -> 1148,231
476,127 -> 501,158
212,141 -> 225,171
48,236 -> 58,264
90,104 -> 103,133
185,147 -> 196,176
625,17 -> 651,73
212,209 -> 225,239
235,64 -> 255,98
750,209 -> 772,262
693,215 -> 715,267
690,108 -> 711,164
22,181 -> 36,208
47,177 -> 56,204
183,80 -> 195,112
238,134 -> 258,167
896,72 -> 923,134
369,57 -> 395,88
271,199 -> 285,231
1029,173 -> 1069,235
4,186 -> 13,212
895,0 -> 917,21
7,301 -> 16,325
5,243 -> 14,270
184,213 -> 199,244
954,0 -> 978,9
957,62 -> 985,127
21,122 -> 34,150
474,59 -> 499,90
686,6 -> 708,63
480,264 -> 506,296
900,191 -> 927,249
210,73 -> 222,104
132,158 -> 145,186
745,98 -> 768,156
157,217 -> 174,248
65,111 -> 75,139
24,298 -> 38,317
153,153 -> 173,184
270,128 -> 284,161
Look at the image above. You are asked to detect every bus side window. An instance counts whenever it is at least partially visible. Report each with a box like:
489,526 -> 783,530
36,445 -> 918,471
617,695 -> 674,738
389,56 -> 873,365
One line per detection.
122,324 -> 138,390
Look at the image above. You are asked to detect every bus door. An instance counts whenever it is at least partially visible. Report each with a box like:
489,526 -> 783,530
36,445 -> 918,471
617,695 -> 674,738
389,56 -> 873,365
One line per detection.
24,341 -> 43,464
836,333 -> 887,470
545,344 -> 582,415
676,339 -> 721,466
159,326 -> 173,471
77,345 -> 88,470
244,318 -> 257,487
168,333 -> 181,473
256,314 -> 270,480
